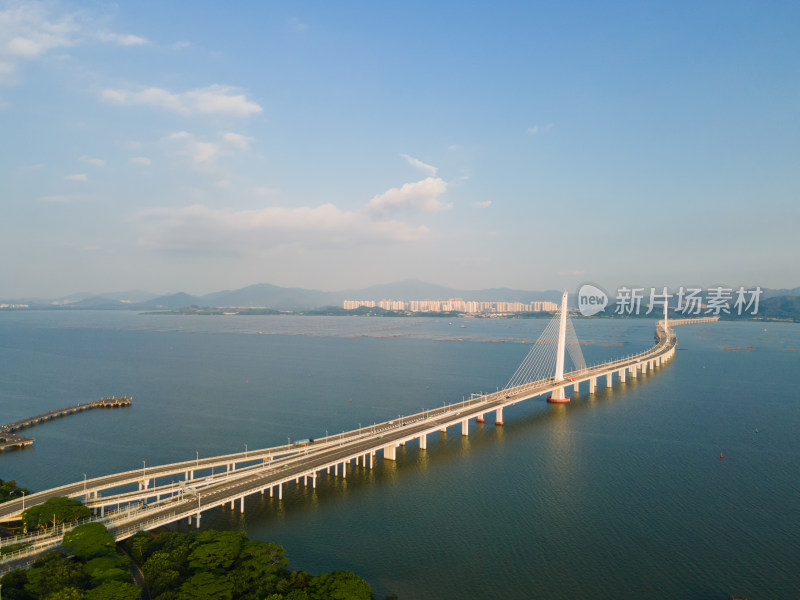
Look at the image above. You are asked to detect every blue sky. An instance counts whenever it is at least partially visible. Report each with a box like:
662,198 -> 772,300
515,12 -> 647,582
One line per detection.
2,0 -> 798,298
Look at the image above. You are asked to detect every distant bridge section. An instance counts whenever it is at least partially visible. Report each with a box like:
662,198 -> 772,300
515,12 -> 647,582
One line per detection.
0,397 -> 131,452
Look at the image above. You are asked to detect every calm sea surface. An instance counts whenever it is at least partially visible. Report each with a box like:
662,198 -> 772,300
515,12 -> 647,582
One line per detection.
0,312 -> 798,599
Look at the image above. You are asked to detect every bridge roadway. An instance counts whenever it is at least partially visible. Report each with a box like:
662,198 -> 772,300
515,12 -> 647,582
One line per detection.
1,319 -> 694,563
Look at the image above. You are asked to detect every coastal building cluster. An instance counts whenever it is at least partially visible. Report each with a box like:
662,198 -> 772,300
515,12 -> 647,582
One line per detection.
343,299 -> 558,314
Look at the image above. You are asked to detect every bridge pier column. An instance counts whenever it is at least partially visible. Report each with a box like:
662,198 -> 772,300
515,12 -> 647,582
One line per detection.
270,486 -> 274,498
619,368 -> 626,383
606,372 -> 613,387
631,365 -> 638,378
370,451 -> 375,468
312,473 -> 317,489
439,426 -> 447,433
495,407 -> 504,426
589,377 -> 596,393
343,462 -> 347,478
196,513 -> 201,528
420,434 -> 427,450
384,445 -> 397,461
100,506 -> 104,517
334,463 -> 338,476
476,413 -> 485,423
240,497 -> 244,513
278,483 -> 283,500
573,382 -> 579,395
461,419 -> 469,436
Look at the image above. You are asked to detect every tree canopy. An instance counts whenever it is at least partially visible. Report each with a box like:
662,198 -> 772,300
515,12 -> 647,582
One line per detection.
0,478 -> 29,503
21,497 -> 91,530
1,527 -> 382,600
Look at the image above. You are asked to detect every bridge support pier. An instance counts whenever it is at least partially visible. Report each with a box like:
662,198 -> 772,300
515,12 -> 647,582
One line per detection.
334,463 -> 338,476
439,427 -> 447,433
461,419 -> 469,436
420,434 -> 427,450
240,497 -> 244,513
343,462 -> 347,478
312,473 -> 317,488
495,407 -> 504,426
195,513 -> 201,528
370,451 -> 375,468
631,365 -> 638,378
270,486 -> 274,498
619,368 -> 626,383
589,377 -> 596,393
476,413 -> 485,423
278,483 -> 283,500
573,382 -> 579,395
607,372 -> 613,387
384,445 -> 397,461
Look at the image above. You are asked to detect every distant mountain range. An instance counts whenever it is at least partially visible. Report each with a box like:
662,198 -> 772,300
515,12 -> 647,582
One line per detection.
2,281 -> 799,318
2,280 -> 565,311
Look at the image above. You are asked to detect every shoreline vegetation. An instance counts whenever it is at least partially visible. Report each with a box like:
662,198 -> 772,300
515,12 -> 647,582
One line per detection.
137,304 -> 800,323
1,522 -> 391,600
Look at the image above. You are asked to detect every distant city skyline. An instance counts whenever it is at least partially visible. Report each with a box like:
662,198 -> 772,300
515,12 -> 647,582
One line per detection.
344,299 -> 559,314
2,1 -> 799,298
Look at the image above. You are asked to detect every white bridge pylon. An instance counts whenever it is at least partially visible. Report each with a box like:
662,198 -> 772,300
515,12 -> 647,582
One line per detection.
505,290 -> 586,403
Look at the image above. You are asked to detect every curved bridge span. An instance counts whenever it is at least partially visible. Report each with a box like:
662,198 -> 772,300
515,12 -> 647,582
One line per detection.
0,304 -> 717,566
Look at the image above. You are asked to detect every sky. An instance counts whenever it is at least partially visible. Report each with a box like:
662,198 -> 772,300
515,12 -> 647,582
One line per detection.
2,0 -> 799,298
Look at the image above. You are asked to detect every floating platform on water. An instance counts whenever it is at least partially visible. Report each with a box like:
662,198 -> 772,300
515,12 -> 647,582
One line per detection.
0,396 -> 132,453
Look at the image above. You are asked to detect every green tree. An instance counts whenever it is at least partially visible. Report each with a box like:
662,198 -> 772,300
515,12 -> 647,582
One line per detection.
25,552 -> 87,599
84,581 -> 141,600
83,556 -> 128,577
308,571 -> 373,600
176,572 -> 233,600
0,479 -> 29,503
0,568 -> 32,600
62,523 -> 116,561
22,498 -> 91,530
42,587 -> 85,600
143,551 -> 183,597
187,530 -> 244,572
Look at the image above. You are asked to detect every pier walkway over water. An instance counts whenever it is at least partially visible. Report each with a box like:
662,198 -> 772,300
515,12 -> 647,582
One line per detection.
0,300 -> 717,567
0,397 -> 131,452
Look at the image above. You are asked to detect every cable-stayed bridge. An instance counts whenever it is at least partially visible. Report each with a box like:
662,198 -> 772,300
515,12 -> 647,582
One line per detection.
0,293 -> 718,567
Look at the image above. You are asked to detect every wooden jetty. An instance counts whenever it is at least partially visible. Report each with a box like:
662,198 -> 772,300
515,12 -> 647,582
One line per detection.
0,397 -> 132,452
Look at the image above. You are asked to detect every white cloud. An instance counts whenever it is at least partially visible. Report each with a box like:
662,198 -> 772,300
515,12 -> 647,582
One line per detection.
526,123 -> 554,135
400,153 -> 437,176
366,177 -> 450,216
474,200 -> 492,208
253,187 -> 279,198
0,3 -> 77,59
222,132 -> 252,152
130,156 -> 151,166
16,163 -> 44,173
65,173 -> 87,182
37,193 -> 93,203
166,131 -> 253,165
97,32 -> 148,46
137,203 -> 430,254
80,156 -> 105,167
288,17 -> 308,33
102,84 -> 262,117
0,3 -> 147,83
